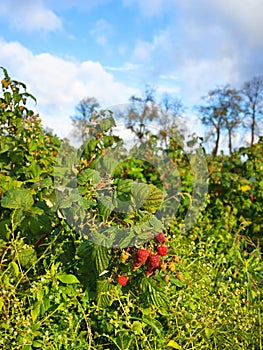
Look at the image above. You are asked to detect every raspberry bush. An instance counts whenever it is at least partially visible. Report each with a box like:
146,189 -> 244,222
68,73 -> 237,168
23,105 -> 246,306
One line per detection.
0,68 -> 261,349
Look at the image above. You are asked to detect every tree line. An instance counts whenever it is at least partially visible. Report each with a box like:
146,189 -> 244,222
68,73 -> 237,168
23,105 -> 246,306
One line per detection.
70,76 -> 263,156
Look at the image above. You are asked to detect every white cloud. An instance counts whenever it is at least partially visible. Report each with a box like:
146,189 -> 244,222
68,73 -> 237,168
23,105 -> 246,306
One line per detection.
0,39 -> 138,139
0,0 -> 62,32
104,63 -> 141,72
123,0 -> 176,16
179,56 -> 240,104
128,0 -> 263,104
202,0 -> 263,46
90,19 -> 114,47
132,31 -> 173,62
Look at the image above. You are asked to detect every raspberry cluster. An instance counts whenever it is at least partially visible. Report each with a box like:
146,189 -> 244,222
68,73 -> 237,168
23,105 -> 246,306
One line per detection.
117,232 -> 171,285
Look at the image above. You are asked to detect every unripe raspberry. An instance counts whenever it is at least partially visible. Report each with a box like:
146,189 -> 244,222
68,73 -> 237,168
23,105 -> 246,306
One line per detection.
176,272 -> 183,281
120,250 -> 130,263
160,261 -> 167,270
168,262 -> 176,272
164,274 -> 170,282
173,255 -> 181,263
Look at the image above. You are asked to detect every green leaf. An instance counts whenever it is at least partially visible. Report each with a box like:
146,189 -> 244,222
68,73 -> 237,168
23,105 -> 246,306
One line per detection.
31,301 -> 41,322
32,340 -> 43,348
131,320 -> 144,334
205,328 -> 214,339
0,297 -> 4,312
167,340 -> 181,349
17,247 -> 37,267
77,168 -> 101,185
23,91 -> 37,104
143,184 -> 164,213
138,276 -> 168,309
98,116 -> 116,132
98,196 -> 114,221
58,274 -> 80,284
96,279 -> 114,308
92,244 -> 111,275
1,188 -> 34,210
0,66 -> 10,80
10,261 -> 19,277
98,155 -> 118,175
131,182 -> 149,208
116,179 -> 133,196
141,317 -> 163,337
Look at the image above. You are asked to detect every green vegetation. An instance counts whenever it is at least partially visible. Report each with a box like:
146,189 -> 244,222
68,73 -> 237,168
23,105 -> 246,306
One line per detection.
0,68 -> 262,349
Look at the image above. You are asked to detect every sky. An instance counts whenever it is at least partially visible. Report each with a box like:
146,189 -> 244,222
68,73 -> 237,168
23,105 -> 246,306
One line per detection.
0,0 -> 263,146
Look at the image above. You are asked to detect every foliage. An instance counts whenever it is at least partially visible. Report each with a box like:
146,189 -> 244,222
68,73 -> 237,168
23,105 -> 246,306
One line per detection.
0,69 -> 262,349
197,85 -> 243,157
241,75 -> 263,146
207,138 -> 263,241
70,97 -> 100,142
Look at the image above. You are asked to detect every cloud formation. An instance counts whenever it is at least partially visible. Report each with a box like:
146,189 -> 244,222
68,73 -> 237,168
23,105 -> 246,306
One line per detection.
90,19 -> 114,47
0,39 -> 138,138
0,0 -> 62,32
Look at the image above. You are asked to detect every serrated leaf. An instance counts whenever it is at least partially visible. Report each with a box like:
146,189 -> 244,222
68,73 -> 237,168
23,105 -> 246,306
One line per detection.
11,208 -> 25,225
131,182 -> 149,208
139,276 -> 168,309
143,184 -> 164,213
98,155 -> 118,175
96,279 -> 114,308
92,244 -> 111,275
116,179 -> 133,196
17,247 -> 37,267
78,240 -> 93,258
77,168 -> 101,185
58,274 -> 80,284
1,188 -> 34,210
97,116 -> 116,132
98,196 -> 114,221
113,228 -> 136,249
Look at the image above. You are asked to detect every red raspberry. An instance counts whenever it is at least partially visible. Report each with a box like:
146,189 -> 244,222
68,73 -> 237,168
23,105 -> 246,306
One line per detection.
146,254 -> 160,272
154,232 -> 166,244
157,245 -> 168,257
133,249 -> 150,267
117,276 -> 128,286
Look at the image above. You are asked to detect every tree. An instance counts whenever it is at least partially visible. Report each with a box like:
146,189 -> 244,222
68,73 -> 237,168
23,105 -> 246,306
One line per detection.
221,87 -> 243,155
71,97 -> 100,142
126,85 -> 158,143
158,93 -> 185,148
197,85 -> 242,157
241,75 -> 263,147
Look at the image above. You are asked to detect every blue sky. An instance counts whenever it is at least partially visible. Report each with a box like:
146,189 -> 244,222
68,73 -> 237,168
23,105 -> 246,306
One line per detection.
0,0 -> 263,145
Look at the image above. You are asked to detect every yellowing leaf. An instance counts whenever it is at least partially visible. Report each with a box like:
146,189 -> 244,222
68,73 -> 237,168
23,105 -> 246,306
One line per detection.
241,184 -> 251,192
167,340 -> 181,349
0,297 -> 3,312
10,261 -> 19,277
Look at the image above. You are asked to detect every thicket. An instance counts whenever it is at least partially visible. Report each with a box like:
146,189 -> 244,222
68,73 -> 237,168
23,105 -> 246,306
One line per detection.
0,68 -> 262,349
